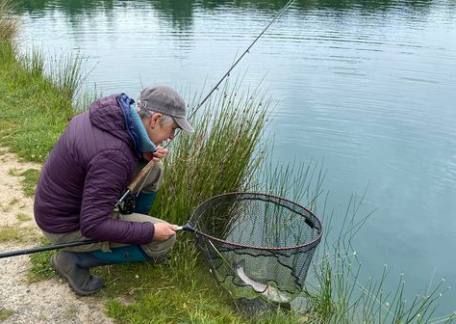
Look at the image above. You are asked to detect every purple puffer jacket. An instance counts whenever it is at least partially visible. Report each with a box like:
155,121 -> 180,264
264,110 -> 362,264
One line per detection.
34,94 -> 154,245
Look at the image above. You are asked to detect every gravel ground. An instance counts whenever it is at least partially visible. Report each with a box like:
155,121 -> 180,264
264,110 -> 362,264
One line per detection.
0,148 -> 113,324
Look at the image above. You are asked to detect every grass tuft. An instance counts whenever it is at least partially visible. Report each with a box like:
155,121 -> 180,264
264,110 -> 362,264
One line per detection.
7,167 -> 19,176
7,168 -> 40,196
153,82 -> 267,228
0,308 -> 15,321
28,251 -> 55,282
19,168 -> 40,197
8,197 -> 19,206
0,226 -> 39,243
16,212 -> 31,222
0,0 -> 17,41
0,226 -> 23,242
300,194 -> 453,323
48,53 -> 84,101
74,83 -> 101,111
0,43 -> 74,161
20,48 -> 45,77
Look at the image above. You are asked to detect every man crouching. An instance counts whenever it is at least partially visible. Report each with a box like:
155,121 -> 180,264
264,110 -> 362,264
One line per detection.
34,85 -> 193,295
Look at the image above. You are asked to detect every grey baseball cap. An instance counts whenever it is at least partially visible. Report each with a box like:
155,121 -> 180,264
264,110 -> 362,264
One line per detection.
138,85 -> 194,133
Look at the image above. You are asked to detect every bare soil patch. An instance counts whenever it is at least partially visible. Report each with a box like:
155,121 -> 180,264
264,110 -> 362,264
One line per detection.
0,147 -> 112,324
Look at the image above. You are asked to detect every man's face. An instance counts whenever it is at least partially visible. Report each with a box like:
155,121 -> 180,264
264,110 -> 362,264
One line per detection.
147,113 -> 178,145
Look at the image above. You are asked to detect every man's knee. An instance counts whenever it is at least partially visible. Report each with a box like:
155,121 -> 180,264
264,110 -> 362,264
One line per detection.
140,233 -> 176,259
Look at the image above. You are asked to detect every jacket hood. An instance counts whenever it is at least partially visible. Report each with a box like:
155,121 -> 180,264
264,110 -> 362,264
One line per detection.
88,94 -> 134,148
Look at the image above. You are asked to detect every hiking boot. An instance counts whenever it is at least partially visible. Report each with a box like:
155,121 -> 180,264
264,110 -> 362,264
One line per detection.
51,251 -> 104,296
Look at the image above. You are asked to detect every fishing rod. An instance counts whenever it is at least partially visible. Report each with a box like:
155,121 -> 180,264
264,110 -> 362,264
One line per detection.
117,0 -> 295,213
0,0 -> 295,260
187,0 -> 295,119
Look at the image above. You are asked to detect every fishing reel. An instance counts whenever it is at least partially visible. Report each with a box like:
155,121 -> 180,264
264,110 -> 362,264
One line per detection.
117,191 -> 135,214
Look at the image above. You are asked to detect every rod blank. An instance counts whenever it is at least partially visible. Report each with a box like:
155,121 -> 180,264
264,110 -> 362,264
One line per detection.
0,239 -> 99,259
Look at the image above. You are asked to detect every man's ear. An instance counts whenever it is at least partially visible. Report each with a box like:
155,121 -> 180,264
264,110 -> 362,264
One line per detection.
150,113 -> 163,129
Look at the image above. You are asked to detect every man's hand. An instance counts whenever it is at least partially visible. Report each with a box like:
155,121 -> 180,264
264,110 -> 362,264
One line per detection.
143,145 -> 168,161
153,222 -> 177,241
153,146 -> 168,159
143,146 -> 168,161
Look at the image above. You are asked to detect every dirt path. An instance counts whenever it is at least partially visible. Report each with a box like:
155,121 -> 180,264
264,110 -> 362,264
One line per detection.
0,147 -> 113,324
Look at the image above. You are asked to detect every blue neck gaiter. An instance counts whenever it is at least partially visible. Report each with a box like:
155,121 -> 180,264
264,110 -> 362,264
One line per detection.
129,103 -> 157,153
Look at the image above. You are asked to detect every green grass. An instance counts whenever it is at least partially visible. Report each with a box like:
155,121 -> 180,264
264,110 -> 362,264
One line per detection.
0,41 -> 74,162
103,260 -> 239,323
8,197 -> 19,206
0,225 -> 39,243
20,48 -> 44,78
0,1 -> 79,162
28,251 -> 55,282
0,0 -> 16,41
8,168 -> 41,197
20,168 -> 40,197
99,245 -> 306,323
0,225 -> 24,242
48,53 -> 84,101
0,308 -> 15,321
7,167 -> 19,176
16,212 -> 32,222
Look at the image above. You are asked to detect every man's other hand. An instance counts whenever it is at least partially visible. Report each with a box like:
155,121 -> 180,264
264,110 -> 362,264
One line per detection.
152,146 -> 168,159
153,223 -> 177,241
143,146 -> 168,161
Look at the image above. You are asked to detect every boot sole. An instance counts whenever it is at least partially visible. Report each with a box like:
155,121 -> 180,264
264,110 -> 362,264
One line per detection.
51,255 -> 101,296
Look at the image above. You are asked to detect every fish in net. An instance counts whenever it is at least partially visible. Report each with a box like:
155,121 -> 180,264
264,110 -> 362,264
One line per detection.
180,192 -> 323,314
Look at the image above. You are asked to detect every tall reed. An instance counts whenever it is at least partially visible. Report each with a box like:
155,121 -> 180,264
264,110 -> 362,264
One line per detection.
0,0 -> 17,42
48,54 -> 84,101
20,48 -> 45,77
152,81 -> 267,228
253,160 -> 453,322
304,195 -> 453,323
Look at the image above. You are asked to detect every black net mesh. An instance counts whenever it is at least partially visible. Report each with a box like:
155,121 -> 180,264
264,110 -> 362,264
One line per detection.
190,192 -> 322,306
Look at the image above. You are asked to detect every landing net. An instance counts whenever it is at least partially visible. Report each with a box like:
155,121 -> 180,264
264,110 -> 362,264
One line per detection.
189,192 -> 323,308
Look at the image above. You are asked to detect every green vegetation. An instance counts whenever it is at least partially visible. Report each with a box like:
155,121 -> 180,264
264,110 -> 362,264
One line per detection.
28,241 -> 55,282
100,250 -> 304,323
0,225 -> 23,242
0,308 -> 15,321
0,41 -> 74,162
0,0 -> 16,41
153,81 -> 266,230
0,5 -> 75,162
8,197 -> 20,206
16,212 -> 32,222
8,168 -> 41,197
303,195 -> 454,323
20,168 -> 40,197
1,1 -> 454,323
0,225 -> 38,243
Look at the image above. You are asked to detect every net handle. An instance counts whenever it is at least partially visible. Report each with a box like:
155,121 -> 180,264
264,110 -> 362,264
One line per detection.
176,223 -> 194,232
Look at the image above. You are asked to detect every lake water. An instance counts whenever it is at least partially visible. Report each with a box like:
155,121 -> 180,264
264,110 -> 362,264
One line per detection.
15,0 -> 456,317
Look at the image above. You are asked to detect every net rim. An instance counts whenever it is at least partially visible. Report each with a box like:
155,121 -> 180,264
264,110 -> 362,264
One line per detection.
190,192 -> 323,251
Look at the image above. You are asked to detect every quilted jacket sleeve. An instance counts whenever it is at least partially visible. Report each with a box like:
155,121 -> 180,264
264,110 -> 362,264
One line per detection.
79,149 -> 154,244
